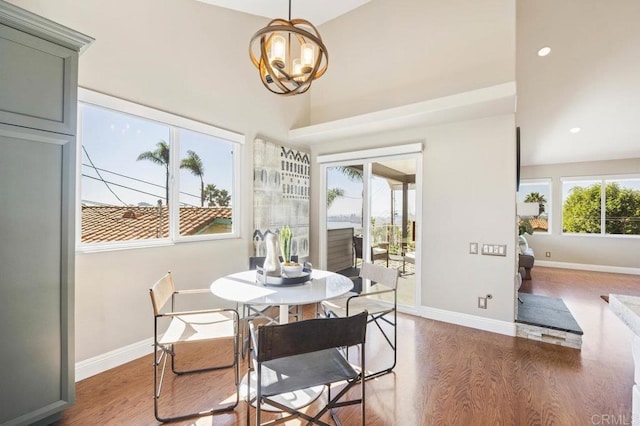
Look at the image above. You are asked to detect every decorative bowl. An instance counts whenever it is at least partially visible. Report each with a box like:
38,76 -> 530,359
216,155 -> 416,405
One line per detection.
281,263 -> 304,277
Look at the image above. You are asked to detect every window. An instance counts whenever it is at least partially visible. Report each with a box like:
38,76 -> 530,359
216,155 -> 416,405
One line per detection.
562,177 -> 640,236
517,179 -> 551,233
78,89 -> 242,248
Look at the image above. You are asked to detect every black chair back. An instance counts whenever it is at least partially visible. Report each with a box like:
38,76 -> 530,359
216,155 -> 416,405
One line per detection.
256,312 -> 367,362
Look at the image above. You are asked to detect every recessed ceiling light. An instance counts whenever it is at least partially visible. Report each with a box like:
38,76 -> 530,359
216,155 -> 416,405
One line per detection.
538,47 -> 551,57
570,127 -> 581,134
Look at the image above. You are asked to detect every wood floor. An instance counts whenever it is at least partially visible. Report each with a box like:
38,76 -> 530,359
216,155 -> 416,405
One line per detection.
54,267 -> 640,425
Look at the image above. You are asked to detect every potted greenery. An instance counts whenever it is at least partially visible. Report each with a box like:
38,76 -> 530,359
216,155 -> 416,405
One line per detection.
518,218 -> 533,253
280,226 -> 302,277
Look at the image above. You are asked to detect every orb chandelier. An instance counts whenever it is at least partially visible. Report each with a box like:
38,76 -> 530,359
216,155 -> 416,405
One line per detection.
249,0 -> 328,96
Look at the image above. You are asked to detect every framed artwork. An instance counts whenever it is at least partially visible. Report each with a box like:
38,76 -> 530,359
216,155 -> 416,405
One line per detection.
253,138 -> 310,258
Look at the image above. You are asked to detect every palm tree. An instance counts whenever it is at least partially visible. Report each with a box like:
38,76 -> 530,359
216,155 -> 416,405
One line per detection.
203,183 -> 218,207
215,189 -> 231,207
339,165 -> 363,182
203,184 -> 231,207
136,140 -> 170,205
524,192 -> 547,217
327,188 -> 344,208
180,150 -> 205,206
326,166 -> 362,207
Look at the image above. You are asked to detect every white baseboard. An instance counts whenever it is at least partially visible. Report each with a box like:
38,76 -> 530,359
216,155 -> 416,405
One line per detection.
419,306 -> 516,337
75,338 -> 154,381
536,260 -> 640,276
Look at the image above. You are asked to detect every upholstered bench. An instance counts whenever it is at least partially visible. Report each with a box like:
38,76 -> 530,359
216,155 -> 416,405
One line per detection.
519,248 -> 535,280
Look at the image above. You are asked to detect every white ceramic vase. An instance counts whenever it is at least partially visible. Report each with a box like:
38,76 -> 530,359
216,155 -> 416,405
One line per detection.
263,233 -> 282,277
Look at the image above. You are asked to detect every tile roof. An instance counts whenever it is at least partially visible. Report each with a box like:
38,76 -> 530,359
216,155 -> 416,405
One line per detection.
81,206 -> 232,243
530,218 -> 549,231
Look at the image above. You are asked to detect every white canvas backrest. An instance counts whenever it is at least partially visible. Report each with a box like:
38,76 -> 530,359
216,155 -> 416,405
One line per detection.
149,272 -> 175,316
359,262 -> 399,289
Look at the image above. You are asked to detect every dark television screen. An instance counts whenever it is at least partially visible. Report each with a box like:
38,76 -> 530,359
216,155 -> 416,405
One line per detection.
516,127 -> 521,192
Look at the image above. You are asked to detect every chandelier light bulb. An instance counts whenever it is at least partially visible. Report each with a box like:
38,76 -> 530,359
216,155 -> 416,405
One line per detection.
292,58 -> 304,82
301,43 -> 315,73
270,34 -> 286,69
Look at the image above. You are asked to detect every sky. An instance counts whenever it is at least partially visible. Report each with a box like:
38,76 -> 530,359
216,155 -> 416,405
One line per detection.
80,103 -> 234,207
326,166 -> 416,225
517,182 -> 550,204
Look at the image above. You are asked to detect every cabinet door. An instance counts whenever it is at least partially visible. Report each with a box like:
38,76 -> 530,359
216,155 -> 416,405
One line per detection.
0,24 -> 78,135
0,126 -> 75,425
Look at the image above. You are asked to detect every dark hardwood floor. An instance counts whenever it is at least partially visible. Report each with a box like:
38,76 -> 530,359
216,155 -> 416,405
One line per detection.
55,267 -> 640,425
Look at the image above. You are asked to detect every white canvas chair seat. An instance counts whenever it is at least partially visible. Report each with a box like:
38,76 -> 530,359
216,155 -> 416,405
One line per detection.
158,311 -> 236,346
372,247 -> 387,257
321,293 -> 393,318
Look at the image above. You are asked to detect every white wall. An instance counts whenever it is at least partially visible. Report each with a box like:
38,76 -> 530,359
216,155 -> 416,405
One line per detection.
310,114 -> 517,322
6,0 -> 518,364
522,158 -> 640,270
8,0 -> 310,362
312,0 -> 515,124
307,0 -> 517,322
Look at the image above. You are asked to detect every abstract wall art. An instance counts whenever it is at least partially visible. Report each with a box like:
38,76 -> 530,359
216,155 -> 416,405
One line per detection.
253,138 -> 310,259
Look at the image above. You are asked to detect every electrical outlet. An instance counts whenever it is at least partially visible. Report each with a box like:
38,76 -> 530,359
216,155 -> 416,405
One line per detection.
545,252 -> 551,257
478,297 -> 487,309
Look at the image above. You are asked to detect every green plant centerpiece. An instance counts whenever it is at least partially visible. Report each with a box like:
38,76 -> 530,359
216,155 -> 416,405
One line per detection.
279,226 -> 303,278
279,225 -> 298,265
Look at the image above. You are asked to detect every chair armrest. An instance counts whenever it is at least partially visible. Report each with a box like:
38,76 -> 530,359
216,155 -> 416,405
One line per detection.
346,287 -> 395,314
350,287 -> 394,299
171,288 -> 218,312
159,307 -> 239,318
174,288 -> 210,295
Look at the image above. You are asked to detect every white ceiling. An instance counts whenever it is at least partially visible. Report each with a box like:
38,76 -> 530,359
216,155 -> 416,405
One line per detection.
200,0 -> 640,167
195,0 -> 371,25
516,0 -> 640,166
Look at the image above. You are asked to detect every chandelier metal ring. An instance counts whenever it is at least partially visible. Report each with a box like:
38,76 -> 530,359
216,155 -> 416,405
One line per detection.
249,17 -> 329,96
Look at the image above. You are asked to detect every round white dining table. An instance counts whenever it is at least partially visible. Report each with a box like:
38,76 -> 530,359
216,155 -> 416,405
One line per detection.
210,268 -> 354,410
210,268 -> 354,324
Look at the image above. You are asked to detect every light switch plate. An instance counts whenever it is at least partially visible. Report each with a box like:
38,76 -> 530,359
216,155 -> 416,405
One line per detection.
469,242 -> 478,254
482,244 -> 507,256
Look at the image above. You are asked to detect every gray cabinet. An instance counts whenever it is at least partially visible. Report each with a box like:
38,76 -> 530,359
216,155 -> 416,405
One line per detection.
0,2 -> 92,425
0,24 -> 78,135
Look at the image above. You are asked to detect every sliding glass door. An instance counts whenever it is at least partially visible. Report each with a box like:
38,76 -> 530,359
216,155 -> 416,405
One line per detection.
326,164 -> 364,273
322,153 -> 420,310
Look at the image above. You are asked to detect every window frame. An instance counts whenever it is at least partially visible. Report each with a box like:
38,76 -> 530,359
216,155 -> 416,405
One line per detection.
518,178 -> 552,235
561,174 -> 640,238
76,88 -> 244,252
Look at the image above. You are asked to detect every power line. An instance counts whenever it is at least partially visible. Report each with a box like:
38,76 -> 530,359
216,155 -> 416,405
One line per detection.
82,175 -> 197,207
83,146 -> 128,206
81,163 -> 201,200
